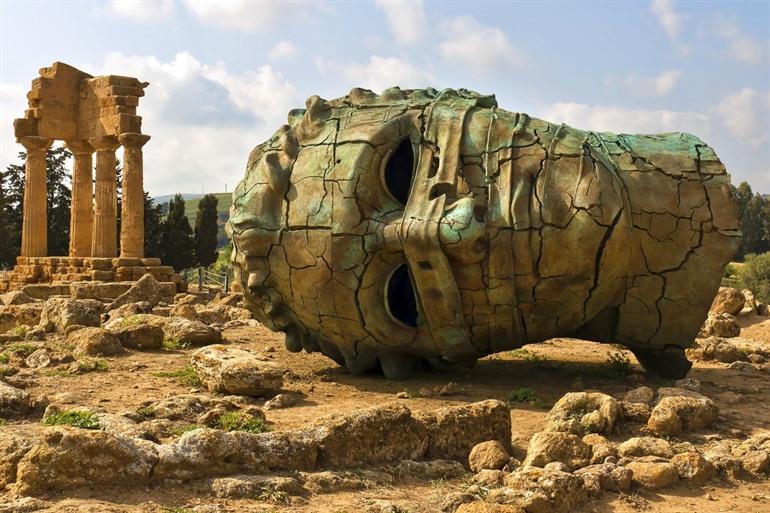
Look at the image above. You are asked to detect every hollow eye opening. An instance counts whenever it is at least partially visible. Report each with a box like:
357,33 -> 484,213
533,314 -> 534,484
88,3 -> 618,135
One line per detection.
383,138 -> 415,205
386,264 -> 418,327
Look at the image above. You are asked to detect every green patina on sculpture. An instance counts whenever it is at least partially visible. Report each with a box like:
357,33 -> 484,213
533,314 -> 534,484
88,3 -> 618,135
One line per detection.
226,87 -> 740,379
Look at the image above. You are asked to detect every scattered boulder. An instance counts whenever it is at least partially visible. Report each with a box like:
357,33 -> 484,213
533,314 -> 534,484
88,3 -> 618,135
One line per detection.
742,289 -> 757,313
544,392 -> 620,435
647,396 -> 719,436
617,437 -> 674,459
700,313 -> 740,338
109,273 -> 161,311
38,298 -> 99,332
208,473 -> 305,499
626,457 -> 678,489
264,393 -> 301,410
623,386 -> 655,405
0,431 -> 33,489
191,345 -> 284,396
105,319 -> 164,351
0,291 -> 34,306
0,380 -> 33,417
688,337 -> 745,363
618,401 -> 651,423
14,427 -> 158,496
169,304 -> 199,321
420,400 -> 511,461
68,327 -> 123,357
709,287 -> 745,316
24,349 -> 51,369
0,304 -> 43,333
392,459 -> 467,481
457,504 -> 525,513
522,431 -> 591,471
164,317 -> 222,347
574,462 -> 632,495
469,441 -> 511,472
582,433 -> 616,464
670,452 -> 715,482
473,469 -> 507,488
106,301 -> 153,322
493,465 -> 588,513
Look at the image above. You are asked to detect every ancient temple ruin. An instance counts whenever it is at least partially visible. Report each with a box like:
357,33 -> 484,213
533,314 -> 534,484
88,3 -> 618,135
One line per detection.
1,62 -> 180,293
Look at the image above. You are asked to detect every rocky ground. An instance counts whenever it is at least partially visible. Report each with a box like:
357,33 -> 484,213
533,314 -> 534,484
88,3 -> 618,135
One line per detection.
1,279 -> 769,513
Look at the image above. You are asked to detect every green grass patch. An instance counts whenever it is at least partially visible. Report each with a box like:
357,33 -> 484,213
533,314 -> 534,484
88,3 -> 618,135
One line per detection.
507,387 -> 550,409
162,338 -> 191,351
160,507 -> 195,513
46,369 -> 74,378
74,358 -> 109,373
214,411 -> 268,433
0,353 -> 9,364
154,365 -> 200,387
136,406 -> 155,418
2,343 -> 37,356
43,410 -> 100,429
11,325 -> 29,337
509,348 -> 545,362
171,424 -> 203,436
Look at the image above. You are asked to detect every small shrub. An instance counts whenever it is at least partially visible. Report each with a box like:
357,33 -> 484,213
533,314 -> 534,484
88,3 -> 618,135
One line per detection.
43,410 -> 100,429
11,325 -> 29,337
46,369 -> 74,378
136,406 -> 155,418
601,351 -> 633,379
214,411 -> 268,433
508,387 -> 550,409
0,353 -> 9,364
154,366 -> 200,387
163,338 -> 191,351
121,315 -> 144,327
3,343 -> 36,356
737,252 -> 770,303
74,358 -> 109,373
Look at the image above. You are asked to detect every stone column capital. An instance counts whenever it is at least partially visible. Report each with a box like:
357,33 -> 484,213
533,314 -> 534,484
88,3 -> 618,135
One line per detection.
118,132 -> 151,148
18,136 -> 52,153
89,136 -> 120,152
65,140 -> 94,155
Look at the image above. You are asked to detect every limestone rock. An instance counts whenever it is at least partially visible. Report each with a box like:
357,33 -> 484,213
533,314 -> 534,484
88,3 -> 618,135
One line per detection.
473,469 -> 507,487
24,349 -> 51,368
457,504 -> 525,513
522,431 -> 591,470
647,395 -> 719,436
263,393 -> 301,410
670,452 -> 715,482
494,465 -> 588,513
469,441 -> 511,472
709,287 -> 745,316
0,380 -> 33,418
619,401 -> 651,423
0,291 -> 35,306
0,304 -> 42,333
700,313 -> 740,338
617,437 -> 674,459
163,317 -> 222,346
392,459 -> 467,481
38,298 -> 99,332
105,319 -> 163,350
68,327 -> 123,357
313,403 -> 428,468
191,344 -> 284,396
14,428 -> 158,496
574,462 -> 632,495
109,273 -> 161,311
420,399 -> 511,461
623,386 -> 655,405
138,394 -> 240,422
582,433 -> 616,464
106,301 -> 153,322
626,457 -> 679,489
688,337 -> 745,363
544,392 -> 620,435
208,474 -> 305,498
742,289 -> 757,312
0,431 -> 33,489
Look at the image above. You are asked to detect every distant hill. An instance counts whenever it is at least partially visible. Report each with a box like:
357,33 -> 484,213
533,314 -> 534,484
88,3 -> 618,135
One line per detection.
152,192 -> 232,249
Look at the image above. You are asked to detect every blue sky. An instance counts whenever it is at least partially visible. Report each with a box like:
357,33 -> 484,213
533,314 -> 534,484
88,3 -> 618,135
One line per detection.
1,0 -> 768,195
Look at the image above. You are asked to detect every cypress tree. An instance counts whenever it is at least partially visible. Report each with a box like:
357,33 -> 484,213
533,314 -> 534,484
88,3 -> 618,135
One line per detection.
194,194 -> 219,268
143,192 -> 165,259
160,194 -> 195,271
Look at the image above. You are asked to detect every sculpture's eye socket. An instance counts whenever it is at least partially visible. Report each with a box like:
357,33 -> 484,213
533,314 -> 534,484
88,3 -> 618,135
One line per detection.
382,138 -> 414,205
385,264 -> 418,327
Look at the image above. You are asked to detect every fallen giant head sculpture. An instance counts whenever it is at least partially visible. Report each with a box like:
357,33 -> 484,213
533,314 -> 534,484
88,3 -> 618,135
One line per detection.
226,88 -> 740,379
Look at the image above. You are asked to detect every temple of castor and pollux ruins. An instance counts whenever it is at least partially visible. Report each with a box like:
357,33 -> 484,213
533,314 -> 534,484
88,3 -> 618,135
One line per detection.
0,62 -> 181,297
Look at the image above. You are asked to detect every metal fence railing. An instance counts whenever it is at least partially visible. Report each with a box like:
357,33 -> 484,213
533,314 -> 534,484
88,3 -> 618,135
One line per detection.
183,267 -> 232,291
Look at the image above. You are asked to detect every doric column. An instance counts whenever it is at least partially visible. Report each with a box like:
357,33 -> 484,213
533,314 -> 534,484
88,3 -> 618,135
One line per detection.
89,136 -> 120,258
118,133 -> 150,258
65,140 -> 94,257
19,136 -> 52,257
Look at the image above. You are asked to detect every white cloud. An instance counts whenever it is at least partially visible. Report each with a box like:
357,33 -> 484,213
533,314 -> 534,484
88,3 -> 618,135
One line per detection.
611,69 -> 682,97
438,16 -> 524,73
711,17 -> 765,64
182,0 -> 327,30
650,0 -> 681,39
0,82 -> 29,166
317,55 -> 434,93
110,0 -> 174,21
375,0 -> 426,45
93,52 -> 299,195
716,88 -> 770,146
541,102 -> 710,136
269,41 -> 298,61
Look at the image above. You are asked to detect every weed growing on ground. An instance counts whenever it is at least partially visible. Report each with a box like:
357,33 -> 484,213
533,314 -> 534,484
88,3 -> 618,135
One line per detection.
215,411 -> 268,433
509,348 -> 545,363
154,366 -> 200,387
136,406 -> 155,418
11,325 -> 29,337
171,424 -> 203,436
162,338 -> 191,351
0,353 -> 9,364
3,343 -> 36,356
507,387 -> 550,409
74,358 -> 109,373
43,410 -> 100,429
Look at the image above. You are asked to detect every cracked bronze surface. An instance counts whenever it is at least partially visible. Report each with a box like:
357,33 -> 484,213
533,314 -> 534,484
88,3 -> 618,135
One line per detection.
226,88 -> 740,379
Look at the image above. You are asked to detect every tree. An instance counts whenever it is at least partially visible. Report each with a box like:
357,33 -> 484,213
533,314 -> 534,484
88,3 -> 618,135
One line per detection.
0,173 -> 14,268
731,182 -> 770,257
160,194 -> 195,271
194,194 -> 219,267
143,192 -> 165,259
